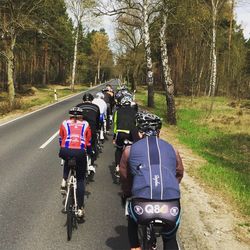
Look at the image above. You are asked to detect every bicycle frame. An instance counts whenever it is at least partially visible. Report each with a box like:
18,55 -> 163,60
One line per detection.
64,169 -> 78,214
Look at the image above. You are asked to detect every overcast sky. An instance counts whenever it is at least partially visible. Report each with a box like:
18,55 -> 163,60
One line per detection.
235,0 -> 250,39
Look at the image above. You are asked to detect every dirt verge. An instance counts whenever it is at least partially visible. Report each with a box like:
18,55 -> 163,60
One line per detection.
161,127 -> 250,250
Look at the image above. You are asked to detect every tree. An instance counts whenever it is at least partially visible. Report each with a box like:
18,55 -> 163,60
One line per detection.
159,0 -> 176,124
91,31 -> 110,84
204,0 -> 227,97
115,14 -> 144,90
96,0 -> 160,107
0,0 -> 43,107
66,0 -> 95,90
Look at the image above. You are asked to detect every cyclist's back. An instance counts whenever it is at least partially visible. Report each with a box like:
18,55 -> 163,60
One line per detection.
76,102 -> 100,131
113,95 -> 137,175
119,111 -> 184,250
59,107 -> 92,218
92,92 -> 107,120
76,93 -> 100,167
115,105 -> 137,133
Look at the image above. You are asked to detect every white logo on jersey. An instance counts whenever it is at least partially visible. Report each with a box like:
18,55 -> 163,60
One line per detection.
153,175 -> 160,187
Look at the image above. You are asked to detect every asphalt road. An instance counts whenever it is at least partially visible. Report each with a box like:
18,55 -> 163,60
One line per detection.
0,79 -> 130,250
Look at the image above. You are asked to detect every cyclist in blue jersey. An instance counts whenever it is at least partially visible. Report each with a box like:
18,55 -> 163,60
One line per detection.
119,111 -> 184,250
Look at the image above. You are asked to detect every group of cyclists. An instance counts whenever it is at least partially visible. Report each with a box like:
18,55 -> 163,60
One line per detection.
58,82 -> 184,250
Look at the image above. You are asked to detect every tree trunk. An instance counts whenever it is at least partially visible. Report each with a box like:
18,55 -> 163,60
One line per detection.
42,41 -> 49,86
227,0 -> 235,96
71,27 -> 79,91
5,34 -> 16,108
97,58 -> 101,84
208,3 -> 217,97
143,0 -> 154,107
160,14 -> 176,125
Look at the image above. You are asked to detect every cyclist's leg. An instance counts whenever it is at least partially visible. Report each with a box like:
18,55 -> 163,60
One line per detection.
75,151 -> 87,209
59,148 -> 70,191
115,132 -> 124,167
162,234 -> 179,250
128,216 -> 141,249
91,131 -> 97,164
106,103 -> 111,131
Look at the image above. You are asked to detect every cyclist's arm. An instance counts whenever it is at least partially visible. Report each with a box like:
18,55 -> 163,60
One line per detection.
85,122 -> 92,149
96,107 -> 101,131
59,122 -> 65,146
120,146 -> 132,197
113,110 -> 117,136
175,149 -> 184,183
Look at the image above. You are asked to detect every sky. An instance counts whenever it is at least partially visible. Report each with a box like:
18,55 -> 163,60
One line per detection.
235,0 -> 250,39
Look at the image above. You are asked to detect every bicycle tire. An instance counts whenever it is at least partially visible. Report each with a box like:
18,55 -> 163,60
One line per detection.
66,188 -> 74,241
139,225 -> 156,250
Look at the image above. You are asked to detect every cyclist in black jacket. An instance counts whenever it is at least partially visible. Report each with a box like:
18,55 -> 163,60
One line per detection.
76,93 -> 100,167
113,94 -> 137,176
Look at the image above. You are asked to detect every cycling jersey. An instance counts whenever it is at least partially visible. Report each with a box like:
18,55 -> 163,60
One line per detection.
76,102 -> 100,131
59,119 -> 91,150
120,136 -> 184,199
113,106 -> 137,135
92,98 -> 107,122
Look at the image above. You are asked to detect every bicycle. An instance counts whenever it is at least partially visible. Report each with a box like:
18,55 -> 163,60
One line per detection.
63,157 -> 79,241
126,198 -> 181,250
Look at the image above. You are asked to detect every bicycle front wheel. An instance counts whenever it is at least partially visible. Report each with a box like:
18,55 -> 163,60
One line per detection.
66,188 -> 74,241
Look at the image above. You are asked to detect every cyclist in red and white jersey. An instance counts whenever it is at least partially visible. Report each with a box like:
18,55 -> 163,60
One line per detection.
59,107 -> 92,217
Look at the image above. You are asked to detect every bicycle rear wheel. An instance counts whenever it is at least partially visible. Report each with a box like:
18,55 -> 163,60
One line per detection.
138,225 -> 157,250
66,188 -> 74,241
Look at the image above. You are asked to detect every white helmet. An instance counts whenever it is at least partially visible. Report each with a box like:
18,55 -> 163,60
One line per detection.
96,92 -> 104,99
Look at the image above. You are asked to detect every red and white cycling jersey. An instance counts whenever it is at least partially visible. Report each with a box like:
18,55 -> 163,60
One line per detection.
59,119 -> 91,150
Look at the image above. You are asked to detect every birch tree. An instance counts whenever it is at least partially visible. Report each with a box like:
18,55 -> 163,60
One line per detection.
205,0 -> 227,97
66,0 -> 95,91
0,0 -> 42,107
96,0 -> 160,107
159,0 -> 176,124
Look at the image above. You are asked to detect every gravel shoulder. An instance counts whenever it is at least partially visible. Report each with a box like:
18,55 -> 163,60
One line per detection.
161,128 -> 250,250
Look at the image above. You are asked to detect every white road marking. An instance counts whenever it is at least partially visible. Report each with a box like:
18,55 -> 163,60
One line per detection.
40,130 -> 59,149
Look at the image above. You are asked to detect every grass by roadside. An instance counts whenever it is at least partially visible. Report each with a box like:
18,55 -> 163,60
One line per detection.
0,84 -> 89,119
135,88 -> 250,218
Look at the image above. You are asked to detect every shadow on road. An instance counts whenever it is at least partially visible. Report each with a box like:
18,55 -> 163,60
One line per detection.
106,225 -> 129,250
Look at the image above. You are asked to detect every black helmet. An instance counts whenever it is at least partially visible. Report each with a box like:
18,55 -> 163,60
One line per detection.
82,93 -> 94,102
69,107 -> 83,116
135,111 -> 162,135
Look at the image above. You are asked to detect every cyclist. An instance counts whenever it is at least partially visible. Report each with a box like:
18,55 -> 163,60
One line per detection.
76,93 -> 100,171
93,92 -> 107,141
115,88 -> 138,112
102,84 -> 115,130
59,107 -> 92,218
113,94 -> 137,177
119,111 -> 184,250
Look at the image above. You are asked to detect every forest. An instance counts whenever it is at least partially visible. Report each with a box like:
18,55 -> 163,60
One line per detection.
0,0 -> 249,123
